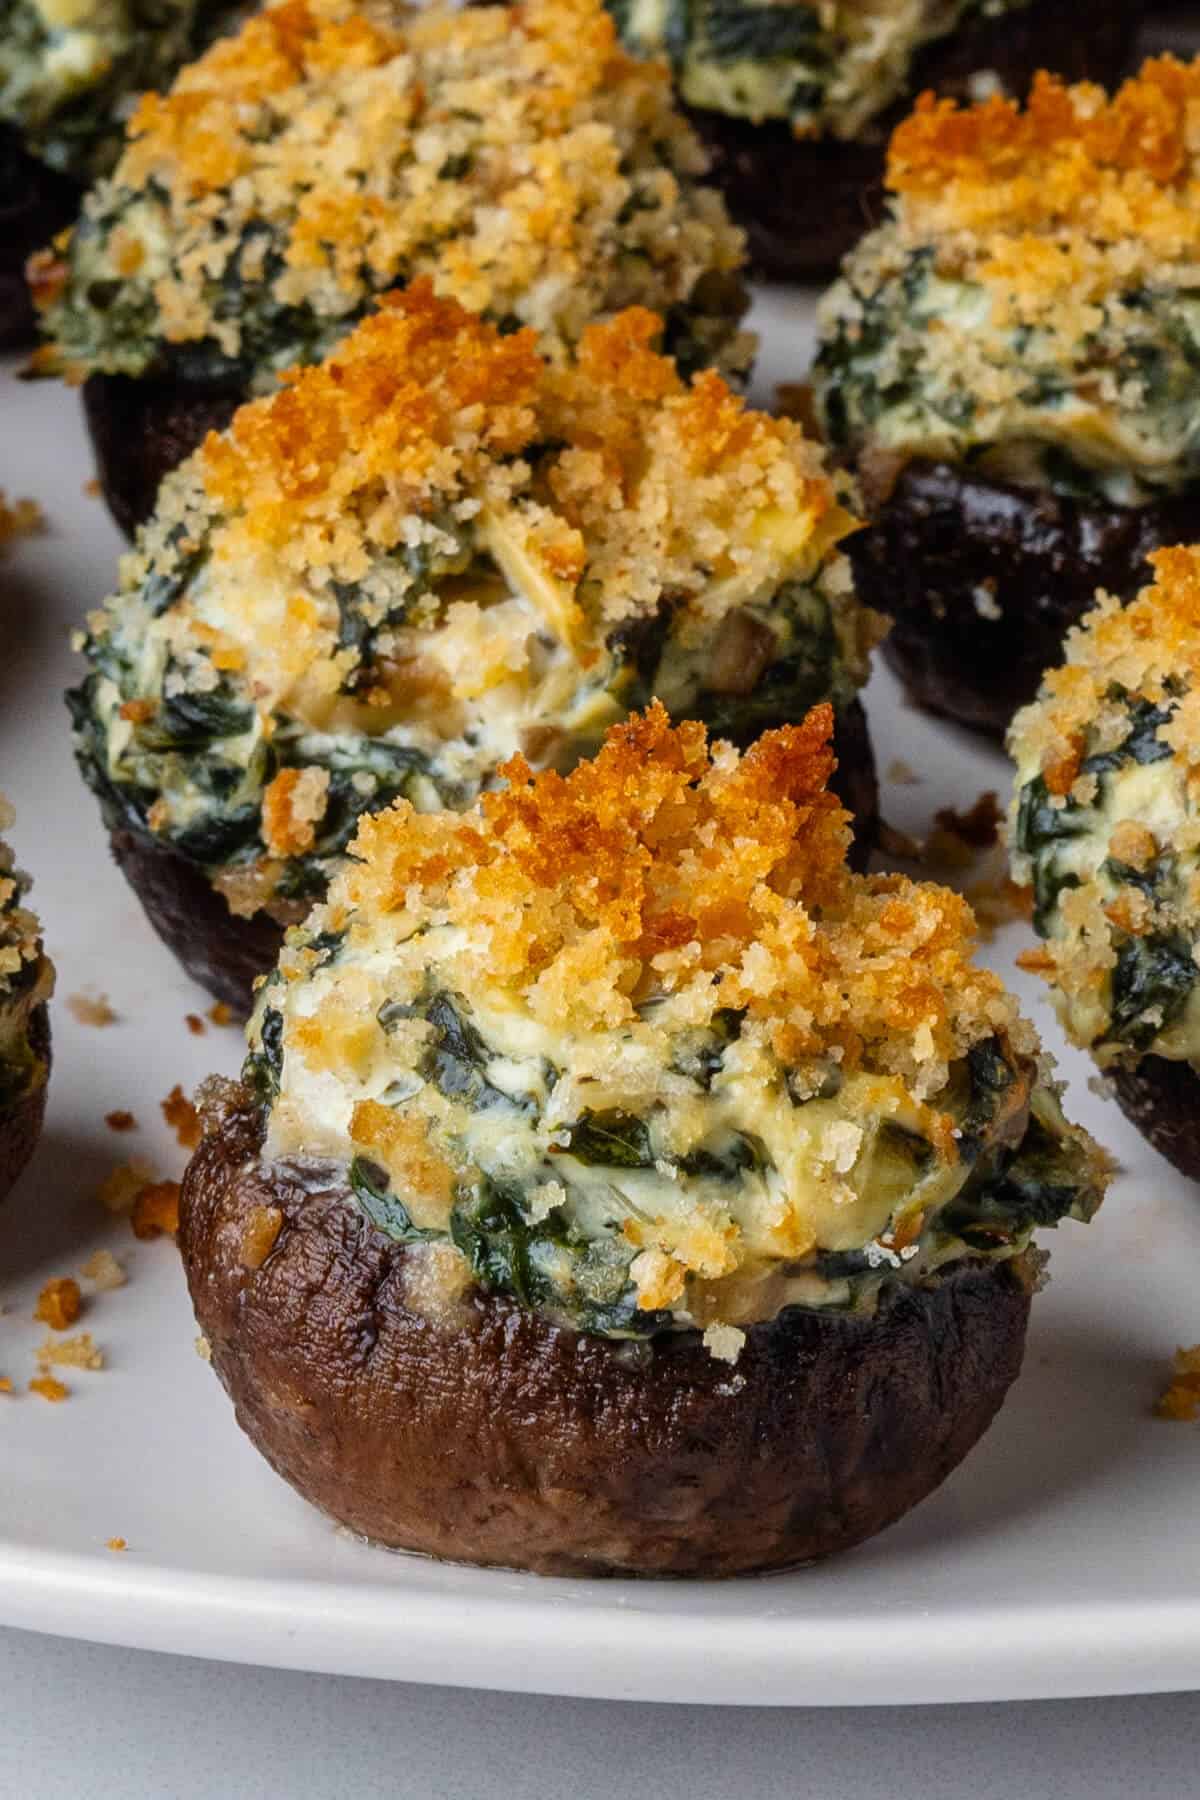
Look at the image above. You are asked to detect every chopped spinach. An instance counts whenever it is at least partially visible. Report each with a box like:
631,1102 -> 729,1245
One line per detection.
1108,932 -> 1197,1050
136,685 -> 253,751
1081,691 -> 1175,778
450,1178 -> 543,1306
699,0 -> 824,62
1014,775 -> 1088,934
242,1006 -> 284,1106
957,1038 -> 1015,1165
349,1156 -> 438,1244
555,1110 -> 655,1169
420,992 -> 532,1114
676,1132 -> 761,1180
940,1110 -> 1098,1248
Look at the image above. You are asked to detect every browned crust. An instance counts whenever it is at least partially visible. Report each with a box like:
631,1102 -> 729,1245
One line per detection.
109,827 -> 284,1020
687,0 -> 1139,280
0,127 -> 79,350
0,1004 -> 50,1207
103,700 -> 876,1016
180,1095 -> 1034,1577
1111,1056 -> 1200,1185
844,460 -> 1200,739
82,371 -> 244,539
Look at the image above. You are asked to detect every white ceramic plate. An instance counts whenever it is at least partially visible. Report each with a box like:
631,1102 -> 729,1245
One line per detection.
1,291 -> 1199,1707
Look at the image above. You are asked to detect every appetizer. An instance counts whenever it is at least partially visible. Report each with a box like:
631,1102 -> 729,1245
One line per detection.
0,798 -> 52,1206
69,284 -> 881,1016
0,0 -> 236,347
1009,546 -> 1200,1182
815,58 -> 1200,736
31,0 -> 752,536
180,702 -> 1107,1575
610,0 -> 1137,279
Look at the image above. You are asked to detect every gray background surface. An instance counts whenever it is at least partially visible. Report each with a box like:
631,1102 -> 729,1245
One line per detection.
3,1626 -> 1199,1799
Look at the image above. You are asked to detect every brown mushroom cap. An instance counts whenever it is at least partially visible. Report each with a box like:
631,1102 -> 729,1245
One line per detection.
1110,1057 -> 1200,1184
180,1091 -> 1035,1577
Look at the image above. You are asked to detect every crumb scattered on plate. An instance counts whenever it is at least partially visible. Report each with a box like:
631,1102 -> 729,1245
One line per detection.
0,490 -> 44,547
161,1084 -> 201,1150
29,1376 -> 68,1403
131,1180 -> 181,1240
195,1335 -> 212,1363
185,1012 -> 206,1036
1156,1346 -> 1200,1421
208,1002 -> 233,1028
0,1377 -> 12,1394
37,1332 -> 103,1372
67,991 -> 117,1027
98,1159 -> 156,1214
34,1277 -> 82,1331
81,1249 -> 127,1291
106,1537 -> 128,1552
104,1109 -> 137,1132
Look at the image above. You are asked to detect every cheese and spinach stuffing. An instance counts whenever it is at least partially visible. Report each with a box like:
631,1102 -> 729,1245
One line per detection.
33,0 -> 751,391
69,283 -> 877,929
243,702 -> 1105,1348
816,59 -> 1200,507
0,0 -> 234,179
1010,546 -> 1200,1070
608,0 -> 1032,136
0,798 -> 53,1110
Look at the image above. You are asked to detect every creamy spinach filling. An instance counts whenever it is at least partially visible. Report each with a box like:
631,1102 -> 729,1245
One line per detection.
246,952 -> 1102,1339
70,523 -> 858,916
0,0 -> 231,178
817,252 -> 1200,505
1012,684 -> 1200,1065
609,0 -> 1030,134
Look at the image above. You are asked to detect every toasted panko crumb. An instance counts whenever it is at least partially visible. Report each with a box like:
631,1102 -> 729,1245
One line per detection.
194,1334 -> 212,1362
887,758 -> 920,786
238,1204 -> 283,1270
185,1012 -> 206,1036
34,1277 -> 82,1331
104,1109 -> 137,1132
37,1332 -> 104,1371
67,991 -> 117,1027
29,1376 -> 68,1403
131,1180 -> 181,1239
161,1084 -> 201,1150
106,1537 -> 128,1552
0,490 -> 44,548
1155,1344 -> 1200,1421
98,1159 -> 156,1213
701,1322 -> 746,1364
208,1002 -> 233,1027
82,1249 -> 127,1291
0,1377 -> 12,1394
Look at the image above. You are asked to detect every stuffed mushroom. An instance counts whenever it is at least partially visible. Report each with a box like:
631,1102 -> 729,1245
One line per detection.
69,283 -> 882,1016
1009,545 -> 1200,1182
0,0 -> 239,346
180,701 -> 1106,1575
30,0 -> 752,536
815,57 -> 1200,736
608,0 -> 1138,280
0,797 -> 52,1205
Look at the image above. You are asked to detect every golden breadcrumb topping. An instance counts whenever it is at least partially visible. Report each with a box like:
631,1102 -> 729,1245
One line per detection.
306,702 -> 1026,1098
190,286 -> 846,636
1009,548 -> 1200,1062
39,0 -> 749,385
